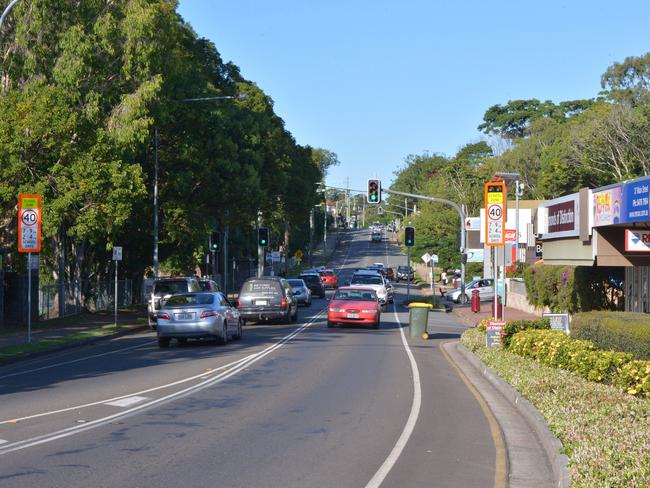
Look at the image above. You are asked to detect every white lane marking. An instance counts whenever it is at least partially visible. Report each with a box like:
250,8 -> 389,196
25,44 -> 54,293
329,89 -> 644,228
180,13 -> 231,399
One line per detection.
0,354 -> 256,425
0,340 -> 156,380
104,396 -> 149,408
0,311 -> 325,456
363,235 -> 423,488
0,439 -> 7,445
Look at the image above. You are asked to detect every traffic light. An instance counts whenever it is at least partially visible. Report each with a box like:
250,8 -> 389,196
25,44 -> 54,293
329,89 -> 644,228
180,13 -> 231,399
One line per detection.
461,252 -> 468,264
367,179 -> 381,203
210,231 -> 221,252
258,227 -> 269,247
405,226 -> 415,247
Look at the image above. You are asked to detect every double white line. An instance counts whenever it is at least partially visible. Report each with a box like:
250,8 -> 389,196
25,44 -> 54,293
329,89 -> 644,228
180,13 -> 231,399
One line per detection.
0,311 -> 324,456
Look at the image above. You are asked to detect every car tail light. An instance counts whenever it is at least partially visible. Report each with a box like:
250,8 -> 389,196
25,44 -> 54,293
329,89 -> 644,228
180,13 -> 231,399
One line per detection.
281,297 -> 288,308
235,298 -> 240,308
157,312 -> 171,320
200,310 -> 218,319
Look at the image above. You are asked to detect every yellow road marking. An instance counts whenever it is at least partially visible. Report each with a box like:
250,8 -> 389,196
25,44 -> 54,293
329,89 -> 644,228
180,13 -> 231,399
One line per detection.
440,341 -> 507,488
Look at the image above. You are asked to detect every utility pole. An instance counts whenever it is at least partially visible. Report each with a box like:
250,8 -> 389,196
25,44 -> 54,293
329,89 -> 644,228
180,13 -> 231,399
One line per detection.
346,177 -> 350,226
257,212 -> 263,278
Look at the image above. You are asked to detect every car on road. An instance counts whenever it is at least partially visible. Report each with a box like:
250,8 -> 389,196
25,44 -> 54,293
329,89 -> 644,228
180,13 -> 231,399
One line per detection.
148,277 -> 202,329
371,230 -> 382,242
299,273 -> 326,298
237,277 -> 299,324
199,279 -> 220,292
385,267 -> 395,281
348,269 -> 389,305
156,292 -> 242,348
288,278 -> 312,306
396,265 -> 414,282
327,287 -> 381,328
446,278 -> 495,304
320,269 -> 338,289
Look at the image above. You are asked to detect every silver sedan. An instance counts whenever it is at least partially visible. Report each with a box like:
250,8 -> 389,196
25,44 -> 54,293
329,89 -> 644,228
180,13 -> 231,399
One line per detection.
288,279 -> 312,306
156,292 -> 242,348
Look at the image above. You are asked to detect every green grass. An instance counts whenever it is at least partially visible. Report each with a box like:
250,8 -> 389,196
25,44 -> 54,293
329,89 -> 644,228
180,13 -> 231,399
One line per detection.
461,328 -> 650,487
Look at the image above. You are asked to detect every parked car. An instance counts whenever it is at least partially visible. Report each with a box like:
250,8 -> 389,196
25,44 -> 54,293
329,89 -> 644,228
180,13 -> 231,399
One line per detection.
156,292 -> 242,348
320,269 -> 338,289
299,273 -> 326,298
446,278 -> 495,304
199,279 -> 220,292
396,265 -> 414,282
237,277 -> 298,324
148,277 -> 202,329
348,270 -> 388,304
327,287 -> 380,328
287,278 -> 312,306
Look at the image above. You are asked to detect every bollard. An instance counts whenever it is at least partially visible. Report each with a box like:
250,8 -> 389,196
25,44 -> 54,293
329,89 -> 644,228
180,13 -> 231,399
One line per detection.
471,289 -> 480,313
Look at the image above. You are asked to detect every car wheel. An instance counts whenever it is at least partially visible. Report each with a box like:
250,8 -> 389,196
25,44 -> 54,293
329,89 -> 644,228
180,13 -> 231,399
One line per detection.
291,308 -> 299,323
305,299 -> 312,307
371,321 -> 380,329
158,337 -> 170,348
327,321 -> 335,328
458,293 -> 469,304
234,319 -> 243,340
221,321 -> 229,344
177,337 -> 188,345
320,293 -> 326,299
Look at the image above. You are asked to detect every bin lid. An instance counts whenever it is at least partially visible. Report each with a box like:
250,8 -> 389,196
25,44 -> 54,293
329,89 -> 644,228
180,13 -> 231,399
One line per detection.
407,302 -> 434,309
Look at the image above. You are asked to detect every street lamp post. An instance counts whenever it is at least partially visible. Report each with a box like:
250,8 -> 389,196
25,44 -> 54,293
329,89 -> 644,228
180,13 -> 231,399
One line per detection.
152,94 -> 243,279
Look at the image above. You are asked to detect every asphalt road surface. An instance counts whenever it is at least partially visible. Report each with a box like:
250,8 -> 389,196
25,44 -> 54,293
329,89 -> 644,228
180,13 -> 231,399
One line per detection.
0,229 -> 504,488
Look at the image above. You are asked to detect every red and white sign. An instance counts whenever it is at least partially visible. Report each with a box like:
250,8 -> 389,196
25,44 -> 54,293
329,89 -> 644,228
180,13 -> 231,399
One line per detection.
625,229 -> 650,252
505,229 -> 516,242
18,194 -> 42,253
485,182 -> 506,246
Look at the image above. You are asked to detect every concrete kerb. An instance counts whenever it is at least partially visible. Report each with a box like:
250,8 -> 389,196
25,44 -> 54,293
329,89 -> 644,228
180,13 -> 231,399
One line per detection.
450,342 -> 571,488
0,323 -> 150,367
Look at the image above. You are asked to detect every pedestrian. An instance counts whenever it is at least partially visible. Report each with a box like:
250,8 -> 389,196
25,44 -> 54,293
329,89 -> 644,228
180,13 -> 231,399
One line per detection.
441,270 -> 447,285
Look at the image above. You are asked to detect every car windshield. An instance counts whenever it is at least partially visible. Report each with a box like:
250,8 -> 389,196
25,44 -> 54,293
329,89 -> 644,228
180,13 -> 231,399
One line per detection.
398,266 -> 411,272
334,289 -> 377,301
300,275 -> 320,284
288,279 -> 304,287
351,275 -> 382,285
154,281 -> 189,295
164,293 -> 214,306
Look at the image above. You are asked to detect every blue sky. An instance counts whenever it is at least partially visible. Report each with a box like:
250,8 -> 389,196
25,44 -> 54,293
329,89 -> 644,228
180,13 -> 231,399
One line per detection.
177,1 -> 650,191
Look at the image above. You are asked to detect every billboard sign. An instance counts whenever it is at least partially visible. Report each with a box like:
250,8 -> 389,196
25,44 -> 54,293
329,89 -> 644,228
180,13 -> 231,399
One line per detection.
623,177 -> 650,223
625,229 -> 650,252
593,185 -> 623,226
541,193 -> 580,239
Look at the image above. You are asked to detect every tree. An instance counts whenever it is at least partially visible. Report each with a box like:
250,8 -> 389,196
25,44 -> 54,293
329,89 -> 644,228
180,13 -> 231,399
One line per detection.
601,52 -> 650,107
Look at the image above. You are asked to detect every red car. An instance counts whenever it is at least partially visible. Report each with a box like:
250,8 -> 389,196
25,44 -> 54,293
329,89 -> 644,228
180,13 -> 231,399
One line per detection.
385,267 -> 395,281
327,287 -> 380,328
320,269 -> 338,289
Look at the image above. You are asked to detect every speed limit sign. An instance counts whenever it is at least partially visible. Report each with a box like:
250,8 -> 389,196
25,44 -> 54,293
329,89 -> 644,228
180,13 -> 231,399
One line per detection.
18,194 -> 42,253
485,182 -> 505,246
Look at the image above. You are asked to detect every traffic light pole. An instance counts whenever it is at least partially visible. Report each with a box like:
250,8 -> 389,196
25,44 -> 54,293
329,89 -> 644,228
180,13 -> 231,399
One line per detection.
406,246 -> 411,302
384,188 -> 466,299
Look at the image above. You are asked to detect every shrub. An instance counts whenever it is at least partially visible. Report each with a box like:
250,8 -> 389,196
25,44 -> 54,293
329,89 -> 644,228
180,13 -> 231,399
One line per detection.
509,329 -> 650,398
500,318 -> 550,348
570,311 -> 650,360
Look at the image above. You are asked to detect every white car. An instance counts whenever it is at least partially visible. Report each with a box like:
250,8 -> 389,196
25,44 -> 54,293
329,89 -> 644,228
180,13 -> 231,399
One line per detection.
446,279 -> 495,304
348,270 -> 389,304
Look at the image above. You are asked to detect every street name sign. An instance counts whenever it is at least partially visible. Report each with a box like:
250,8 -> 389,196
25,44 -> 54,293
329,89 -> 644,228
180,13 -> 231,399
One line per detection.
18,194 -> 42,253
112,246 -> 123,261
485,182 -> 505,246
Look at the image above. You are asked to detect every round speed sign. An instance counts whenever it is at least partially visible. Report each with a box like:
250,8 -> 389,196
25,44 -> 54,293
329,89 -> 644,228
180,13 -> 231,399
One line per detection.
487,204 -> 503,221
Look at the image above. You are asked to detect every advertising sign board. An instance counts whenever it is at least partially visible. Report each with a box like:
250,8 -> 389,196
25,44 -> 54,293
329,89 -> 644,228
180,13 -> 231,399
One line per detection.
466,249 -> 484,263
486,321 -> 505,347
624,229 -> 650,252
465,217 -> 480,231
541,194 -> 580,239
593,185 -> 623,226
623,177 -> 650,223
542,313 -> 570,334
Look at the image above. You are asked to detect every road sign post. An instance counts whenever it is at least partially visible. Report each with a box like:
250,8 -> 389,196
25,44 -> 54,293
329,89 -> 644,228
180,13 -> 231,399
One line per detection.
113,246 -> 123,328
485,182 -> 506,320
18,194 -> 42,344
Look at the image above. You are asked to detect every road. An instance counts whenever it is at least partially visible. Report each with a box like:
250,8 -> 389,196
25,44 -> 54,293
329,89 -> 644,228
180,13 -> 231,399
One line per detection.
0,230 -> 503,488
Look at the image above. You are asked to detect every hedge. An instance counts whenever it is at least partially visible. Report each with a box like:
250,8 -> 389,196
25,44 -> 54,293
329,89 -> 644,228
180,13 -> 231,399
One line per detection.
500,318 -> 550,348
571,311 -> 650,360
509,329 -> 650,398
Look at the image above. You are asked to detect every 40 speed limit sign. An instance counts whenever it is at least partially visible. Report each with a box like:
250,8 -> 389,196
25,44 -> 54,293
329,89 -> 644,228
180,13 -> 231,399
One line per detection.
18,194 -> 42,253
484,182 -> 505,246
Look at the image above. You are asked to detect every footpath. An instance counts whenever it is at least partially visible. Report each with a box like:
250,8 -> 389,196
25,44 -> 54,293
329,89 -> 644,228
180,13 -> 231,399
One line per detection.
0,232 -> 347,363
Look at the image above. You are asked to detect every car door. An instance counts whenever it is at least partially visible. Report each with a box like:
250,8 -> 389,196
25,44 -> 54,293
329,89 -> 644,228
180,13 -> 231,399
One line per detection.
479,280 -> 495,301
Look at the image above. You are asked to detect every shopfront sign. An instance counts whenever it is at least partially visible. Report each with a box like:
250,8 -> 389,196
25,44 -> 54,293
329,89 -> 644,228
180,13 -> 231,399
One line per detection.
623,177 -> 650,223
542,194 -> 580,239
593,185 -> 623,226
624,229 -> 650,252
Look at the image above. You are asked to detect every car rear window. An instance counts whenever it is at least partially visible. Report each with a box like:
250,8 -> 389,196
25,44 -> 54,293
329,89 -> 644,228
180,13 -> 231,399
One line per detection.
154,280 -> 189,295
351,275 -> 382,285
288,279 -> 304,287
300,275 -> 321,285
241,280 -> 282,296
334,289 -> 377,301
165,293 -> 214,306
323,271 -> 334,276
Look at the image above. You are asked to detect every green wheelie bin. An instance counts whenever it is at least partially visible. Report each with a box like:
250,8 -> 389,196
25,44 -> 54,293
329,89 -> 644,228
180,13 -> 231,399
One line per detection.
407,302 -> 433,338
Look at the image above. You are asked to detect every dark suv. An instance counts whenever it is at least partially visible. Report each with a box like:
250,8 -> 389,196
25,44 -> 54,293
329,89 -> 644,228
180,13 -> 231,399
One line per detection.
148,277 -> 202,328
237,277 -> 298,324
299,273 -> 326,298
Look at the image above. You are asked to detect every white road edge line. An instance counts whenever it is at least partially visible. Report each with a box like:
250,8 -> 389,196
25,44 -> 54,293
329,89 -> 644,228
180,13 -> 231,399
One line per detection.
104,396 -> 149,408
0,311 -> 325,456
363,229 -> 423,488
